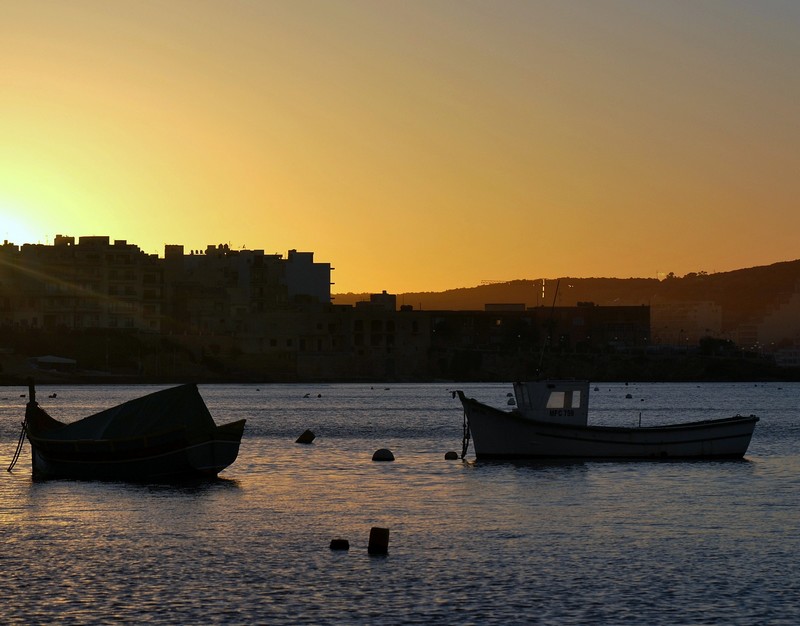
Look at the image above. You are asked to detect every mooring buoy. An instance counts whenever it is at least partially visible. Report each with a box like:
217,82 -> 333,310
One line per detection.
368,527 -> 389,555
444,450 -> 458,460
295,429 -> 316,444
329,538 -> 350,551
372,449 -> 394,462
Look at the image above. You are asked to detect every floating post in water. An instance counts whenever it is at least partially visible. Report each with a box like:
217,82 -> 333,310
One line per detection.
329,538 -> 350,551
295,429 -> 316,444
372,448 -> 394,462
368,527 -> 389,555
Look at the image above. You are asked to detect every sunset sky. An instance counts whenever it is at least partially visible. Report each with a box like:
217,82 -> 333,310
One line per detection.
2,1 -> 798,293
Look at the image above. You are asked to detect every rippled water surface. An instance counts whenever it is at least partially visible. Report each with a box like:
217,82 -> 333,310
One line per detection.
1,382 -> 798,624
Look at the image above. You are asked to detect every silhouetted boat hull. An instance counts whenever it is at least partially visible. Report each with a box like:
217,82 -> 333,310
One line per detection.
455,382 -> 758,460
23,383 -> 245,481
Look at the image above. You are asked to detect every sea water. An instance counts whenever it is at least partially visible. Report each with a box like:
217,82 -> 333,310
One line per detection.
1,382 -> 798,625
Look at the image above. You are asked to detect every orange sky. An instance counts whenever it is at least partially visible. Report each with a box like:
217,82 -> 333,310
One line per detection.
2,1 -> 799,293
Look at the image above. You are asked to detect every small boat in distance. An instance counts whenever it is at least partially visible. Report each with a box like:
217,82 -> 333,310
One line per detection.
20,381 -> 245,481
454,380 -> 758,460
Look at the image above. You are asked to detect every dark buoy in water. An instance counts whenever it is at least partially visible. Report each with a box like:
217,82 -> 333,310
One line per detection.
368,527 -> 389,555
444,450 -> 458,460
296,429 -> 316,444
329,538 -> 350,551
372,448 -> 394,462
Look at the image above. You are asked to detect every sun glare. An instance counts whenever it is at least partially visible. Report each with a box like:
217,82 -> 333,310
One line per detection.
0,207 -> 43,246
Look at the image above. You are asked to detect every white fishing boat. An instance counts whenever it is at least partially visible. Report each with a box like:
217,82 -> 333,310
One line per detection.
454,380 -> 758,460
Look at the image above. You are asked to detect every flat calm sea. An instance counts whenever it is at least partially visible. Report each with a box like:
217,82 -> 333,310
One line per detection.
1,382 -> 798,625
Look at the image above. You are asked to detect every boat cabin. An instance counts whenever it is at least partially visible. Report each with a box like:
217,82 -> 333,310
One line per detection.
512,380 -> 590,426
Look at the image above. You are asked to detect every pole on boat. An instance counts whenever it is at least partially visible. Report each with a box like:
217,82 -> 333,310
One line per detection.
537,279 -> 560,376
27,377 -> 36,405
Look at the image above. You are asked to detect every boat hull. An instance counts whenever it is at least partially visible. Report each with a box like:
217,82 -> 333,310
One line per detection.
27,420 -> 246,481
459,395 -> 758,460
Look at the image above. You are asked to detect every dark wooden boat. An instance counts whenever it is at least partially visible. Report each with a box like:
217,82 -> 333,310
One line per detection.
21,381 -> 245,481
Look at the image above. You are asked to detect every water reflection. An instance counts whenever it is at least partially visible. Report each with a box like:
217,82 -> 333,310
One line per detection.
143,476 -> 243,494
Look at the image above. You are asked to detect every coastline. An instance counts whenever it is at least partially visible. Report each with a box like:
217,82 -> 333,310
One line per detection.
3,351 -> 798,386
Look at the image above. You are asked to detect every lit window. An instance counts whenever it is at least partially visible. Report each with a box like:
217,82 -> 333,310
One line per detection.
546,391 -> 565,409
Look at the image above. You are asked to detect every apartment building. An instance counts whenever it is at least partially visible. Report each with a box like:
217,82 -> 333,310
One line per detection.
0,235 -> 163,332
0,237 -> 333,336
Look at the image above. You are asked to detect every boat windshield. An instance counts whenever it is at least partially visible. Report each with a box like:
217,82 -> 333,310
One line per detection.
546,390 -> 582,409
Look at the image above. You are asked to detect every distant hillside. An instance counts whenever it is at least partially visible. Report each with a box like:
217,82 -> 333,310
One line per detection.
334,260 -> 800,327
334,278 -> 657,309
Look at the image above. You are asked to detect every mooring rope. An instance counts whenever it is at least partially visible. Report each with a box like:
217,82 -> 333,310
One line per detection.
460,408 -> 471,460
7,421 -> 27,472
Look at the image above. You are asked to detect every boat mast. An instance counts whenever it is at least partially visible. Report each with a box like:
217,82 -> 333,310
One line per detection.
536,278 -> 560,377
